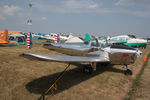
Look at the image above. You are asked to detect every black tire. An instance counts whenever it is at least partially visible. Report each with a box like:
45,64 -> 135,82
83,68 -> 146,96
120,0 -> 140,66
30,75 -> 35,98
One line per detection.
83,65 -> 93,75
124,69 -> 132,75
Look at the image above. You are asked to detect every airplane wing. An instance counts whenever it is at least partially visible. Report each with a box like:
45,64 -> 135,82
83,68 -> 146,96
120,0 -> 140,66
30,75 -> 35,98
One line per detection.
43,42 -> 91,51
22,51 -> 110,63
43,43 -> 93,56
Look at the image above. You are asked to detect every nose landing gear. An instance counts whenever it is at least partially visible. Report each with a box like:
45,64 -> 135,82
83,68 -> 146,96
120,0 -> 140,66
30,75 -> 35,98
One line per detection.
124,65 -> 132,75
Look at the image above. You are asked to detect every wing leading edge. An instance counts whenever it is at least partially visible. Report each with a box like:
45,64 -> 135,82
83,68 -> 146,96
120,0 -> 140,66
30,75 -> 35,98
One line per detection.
22,51 -> 110,63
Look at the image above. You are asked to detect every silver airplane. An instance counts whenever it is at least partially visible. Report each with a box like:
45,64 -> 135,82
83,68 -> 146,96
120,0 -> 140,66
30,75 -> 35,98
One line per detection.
22,38 -> 142,75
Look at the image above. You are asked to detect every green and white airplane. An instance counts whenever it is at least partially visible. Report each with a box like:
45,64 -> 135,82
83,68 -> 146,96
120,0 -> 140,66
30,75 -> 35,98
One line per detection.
109,35 -> 147,48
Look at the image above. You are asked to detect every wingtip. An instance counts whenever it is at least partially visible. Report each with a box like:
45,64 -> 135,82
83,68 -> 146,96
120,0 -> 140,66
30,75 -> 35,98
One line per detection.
20,53 -> 25,56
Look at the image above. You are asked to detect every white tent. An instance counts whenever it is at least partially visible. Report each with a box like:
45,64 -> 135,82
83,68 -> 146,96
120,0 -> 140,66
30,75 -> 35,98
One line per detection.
65,33 -> 83,43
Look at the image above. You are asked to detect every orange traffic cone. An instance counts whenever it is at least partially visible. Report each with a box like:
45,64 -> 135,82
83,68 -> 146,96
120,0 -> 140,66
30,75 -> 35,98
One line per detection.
144,55 -> 147,62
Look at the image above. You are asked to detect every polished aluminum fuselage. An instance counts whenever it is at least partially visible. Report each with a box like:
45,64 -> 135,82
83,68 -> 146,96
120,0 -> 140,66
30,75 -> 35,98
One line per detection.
43,43 -> 140,65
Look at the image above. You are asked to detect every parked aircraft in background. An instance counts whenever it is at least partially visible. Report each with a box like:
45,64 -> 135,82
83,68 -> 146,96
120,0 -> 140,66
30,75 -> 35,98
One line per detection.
109,35 -> 147,48
31,33 -> 46,40
41,33 -> 69,41
8,33 -> 26,45
41,33 -> 58,40
0,29 -> 26,46
0,29 -> 16,45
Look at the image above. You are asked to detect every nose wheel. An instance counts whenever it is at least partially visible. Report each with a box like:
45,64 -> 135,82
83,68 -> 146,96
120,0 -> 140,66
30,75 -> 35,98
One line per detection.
124,69 -> 132,75
124,65 -> 132,75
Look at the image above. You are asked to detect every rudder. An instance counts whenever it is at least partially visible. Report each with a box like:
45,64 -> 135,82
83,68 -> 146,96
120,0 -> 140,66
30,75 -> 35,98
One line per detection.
0,29 -> 8,43
84,33 -> 91,44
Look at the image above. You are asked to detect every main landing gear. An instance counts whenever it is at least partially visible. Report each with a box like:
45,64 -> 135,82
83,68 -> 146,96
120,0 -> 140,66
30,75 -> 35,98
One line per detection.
124,65 -> 132,75
82,63 -> 96,75
82,64 -> 133,75
83,65 -> 93,74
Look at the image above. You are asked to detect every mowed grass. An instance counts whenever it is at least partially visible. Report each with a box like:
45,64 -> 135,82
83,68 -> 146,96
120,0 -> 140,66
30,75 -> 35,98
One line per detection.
126,54 -> 150,100
0,41 -> 149,100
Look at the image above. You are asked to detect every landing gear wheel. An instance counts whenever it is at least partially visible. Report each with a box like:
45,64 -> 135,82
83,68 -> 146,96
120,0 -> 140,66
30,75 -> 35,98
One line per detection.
83,66 -> 93,75
124,69 -> 132,75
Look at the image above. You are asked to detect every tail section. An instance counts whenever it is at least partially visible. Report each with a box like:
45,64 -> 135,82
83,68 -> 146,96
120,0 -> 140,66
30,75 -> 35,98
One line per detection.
54,33 -> 60,43
26,32 -> 32,49
84,33 -> 92,44
0,29 -> 8,44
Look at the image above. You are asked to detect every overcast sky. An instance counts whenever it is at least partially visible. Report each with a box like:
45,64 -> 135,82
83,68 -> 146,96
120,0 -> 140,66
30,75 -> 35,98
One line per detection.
0,0 -> 150,37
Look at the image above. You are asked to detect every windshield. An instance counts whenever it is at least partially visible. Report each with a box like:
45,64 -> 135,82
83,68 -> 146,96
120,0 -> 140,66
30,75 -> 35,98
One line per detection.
16,36 -> 24,42
8,36 -> 16,41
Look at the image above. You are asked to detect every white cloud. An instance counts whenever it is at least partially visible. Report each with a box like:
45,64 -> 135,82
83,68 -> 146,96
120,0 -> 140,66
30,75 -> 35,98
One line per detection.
33,0 -> 107,14
2,5 -> 21,16
64,0 -> 100,9
115,0 -> 150,17
132,11 -> 150,17
88,4 -> 99,9
115,0 -> 150,6
33,2 -> 47,9
115,0 -> 131,6
0,5 -> 22,21
115,9 -> 150,17
0,5 -> 25,25
40,17 -> 48,21
32,0 -> 150,17
0,15 -> 5,21
34,17 -> 48,21
33,2 -> 54,13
